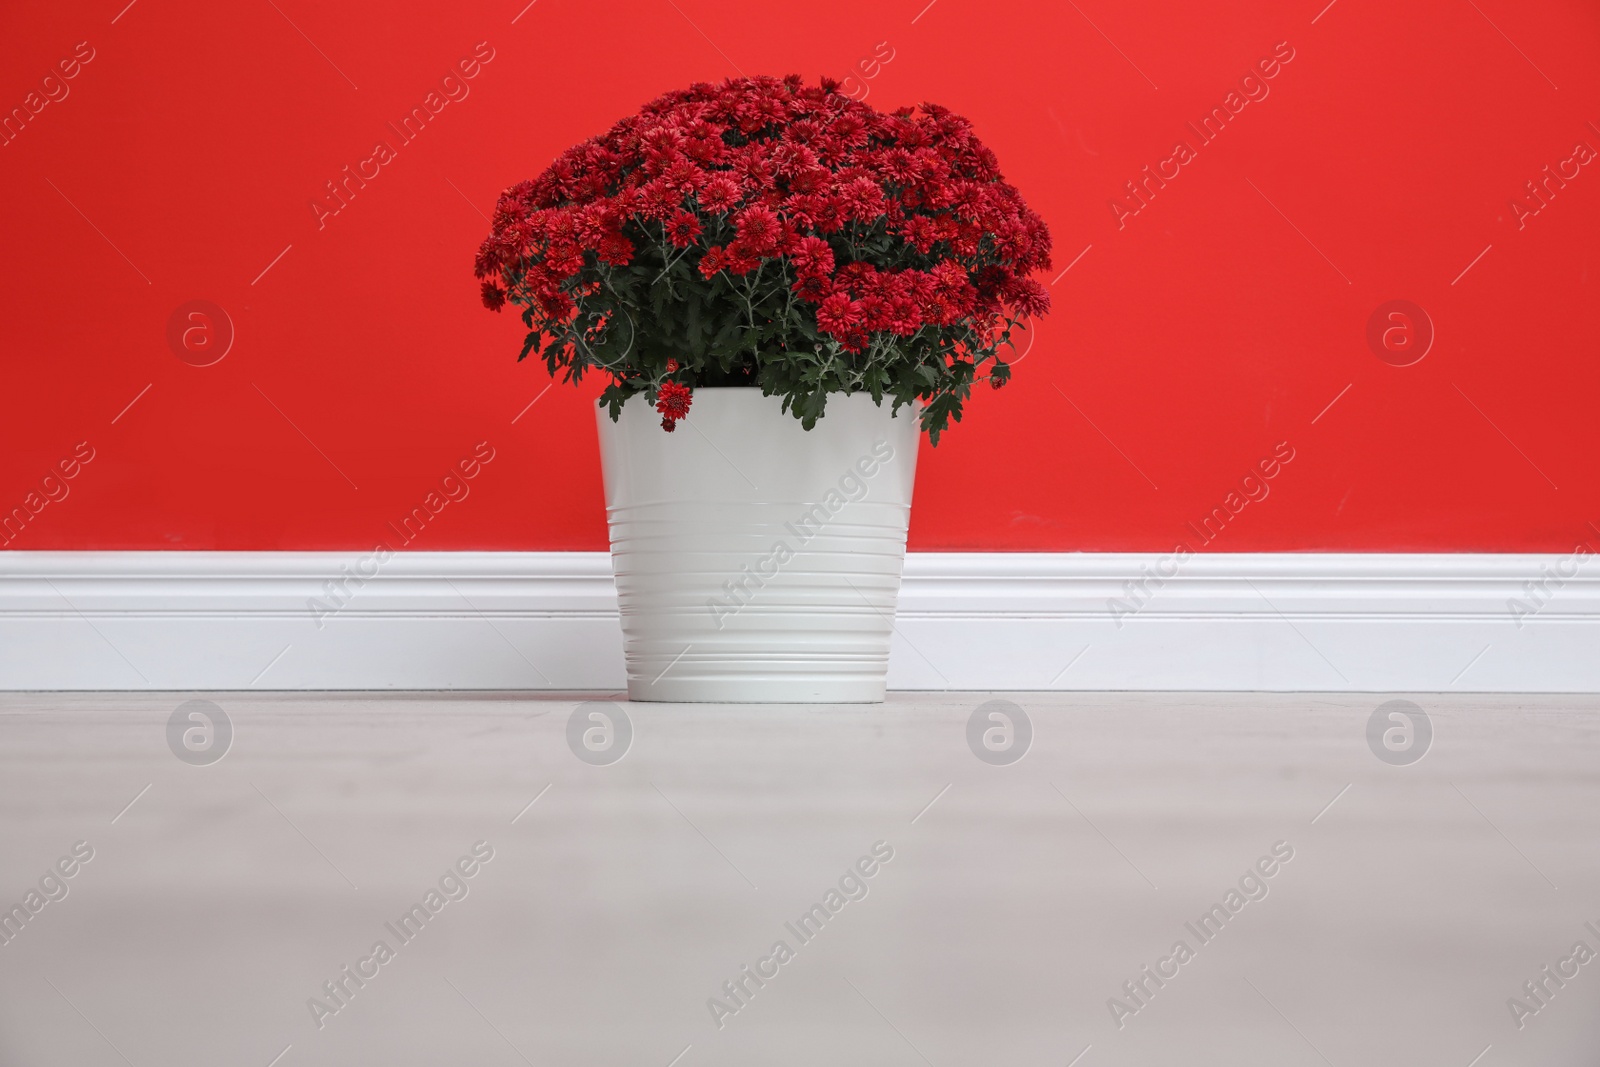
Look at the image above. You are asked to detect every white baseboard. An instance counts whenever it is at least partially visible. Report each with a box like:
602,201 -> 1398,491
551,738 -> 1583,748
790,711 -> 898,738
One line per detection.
1,551 -> 1595,691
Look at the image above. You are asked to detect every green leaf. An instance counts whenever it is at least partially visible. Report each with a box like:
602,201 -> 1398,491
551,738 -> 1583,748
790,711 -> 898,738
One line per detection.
518,332 -> 542,362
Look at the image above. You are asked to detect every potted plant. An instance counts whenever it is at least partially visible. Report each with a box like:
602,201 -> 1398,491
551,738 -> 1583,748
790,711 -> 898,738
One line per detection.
477,74 -> 1051,702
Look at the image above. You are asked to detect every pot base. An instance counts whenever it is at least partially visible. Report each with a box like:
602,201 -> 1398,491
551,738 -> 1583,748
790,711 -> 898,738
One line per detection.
628,678 -> 886,704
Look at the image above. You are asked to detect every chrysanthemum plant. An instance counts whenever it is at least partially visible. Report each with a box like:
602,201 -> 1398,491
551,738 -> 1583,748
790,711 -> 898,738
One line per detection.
476,74 -> 1052,442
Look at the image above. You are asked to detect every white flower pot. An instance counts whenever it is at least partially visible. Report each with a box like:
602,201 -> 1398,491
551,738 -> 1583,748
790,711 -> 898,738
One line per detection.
597,387 -> 921,703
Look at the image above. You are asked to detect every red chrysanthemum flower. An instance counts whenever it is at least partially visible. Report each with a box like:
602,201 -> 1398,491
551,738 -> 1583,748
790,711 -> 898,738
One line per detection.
831,112 -> 867,146
480,282 -> 506,312
666,211 -> 703,248
1008,278 -> 1051,318
656,380 -> 692,421
815,292 -> 862,335
639,179 -> 683,220
838,176 -> 886,222
698,244 -> 726,278
791,273 -> 830,301
597,231 -> 635,267
733,205 -> 783,256
698,175 -> 741,213
663,159 -> 706,191
788,235 -> 835,279
723,245 -> 762,275
901,215 -> 940,254
929,260 -> 971,297
808,195 -> 847,234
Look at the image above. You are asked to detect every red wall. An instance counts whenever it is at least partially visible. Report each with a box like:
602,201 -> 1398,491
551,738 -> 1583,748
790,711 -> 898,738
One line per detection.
3,0 -> 1597,552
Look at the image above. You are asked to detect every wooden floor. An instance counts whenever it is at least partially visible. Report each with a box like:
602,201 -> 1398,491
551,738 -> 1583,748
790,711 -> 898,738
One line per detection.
1,692 -> 1597,1066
